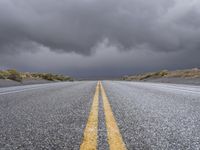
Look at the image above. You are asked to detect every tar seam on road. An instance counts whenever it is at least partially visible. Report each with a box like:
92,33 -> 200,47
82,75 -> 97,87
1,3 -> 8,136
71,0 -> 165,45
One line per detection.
80,81 -> 100,150
100,82 -> 127,150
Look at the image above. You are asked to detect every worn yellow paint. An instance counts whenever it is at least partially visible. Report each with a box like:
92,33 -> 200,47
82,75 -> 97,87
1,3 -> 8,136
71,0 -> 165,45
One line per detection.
80,81 -> 99,150
100,82 -> 127,150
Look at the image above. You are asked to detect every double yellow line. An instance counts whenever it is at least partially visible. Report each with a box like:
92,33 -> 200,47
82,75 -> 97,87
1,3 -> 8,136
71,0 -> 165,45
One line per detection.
80,81 -> 127,150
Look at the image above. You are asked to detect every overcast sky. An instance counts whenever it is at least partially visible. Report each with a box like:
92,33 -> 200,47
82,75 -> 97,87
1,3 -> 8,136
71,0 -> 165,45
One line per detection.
0,0 -> 200,78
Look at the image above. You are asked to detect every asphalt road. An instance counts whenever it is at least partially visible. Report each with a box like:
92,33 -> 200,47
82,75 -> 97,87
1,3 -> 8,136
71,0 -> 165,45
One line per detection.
0,81 -> 200,149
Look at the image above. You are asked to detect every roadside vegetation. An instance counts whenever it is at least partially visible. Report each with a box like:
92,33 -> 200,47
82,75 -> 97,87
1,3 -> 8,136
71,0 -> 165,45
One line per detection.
0,69 -> 73,82
122,68 -> 200,81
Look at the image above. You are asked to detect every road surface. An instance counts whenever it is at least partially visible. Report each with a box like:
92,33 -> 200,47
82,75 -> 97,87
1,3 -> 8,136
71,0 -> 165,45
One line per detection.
0,81 -> 199,149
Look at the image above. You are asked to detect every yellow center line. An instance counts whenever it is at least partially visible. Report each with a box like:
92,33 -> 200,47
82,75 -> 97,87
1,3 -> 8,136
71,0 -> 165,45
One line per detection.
80,81 -> 99,150
100,81 -> 127,150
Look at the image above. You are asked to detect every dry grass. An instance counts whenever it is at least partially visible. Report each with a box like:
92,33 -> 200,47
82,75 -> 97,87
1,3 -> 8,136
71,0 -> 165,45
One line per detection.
0,69 -> 22,82
122,68 -> 200,81
0,69 -> 73,82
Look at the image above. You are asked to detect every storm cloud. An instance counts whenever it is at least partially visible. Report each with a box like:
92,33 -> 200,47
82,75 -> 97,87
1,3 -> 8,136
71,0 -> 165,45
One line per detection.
1,0 -> 200,54
0,0 -> 200,77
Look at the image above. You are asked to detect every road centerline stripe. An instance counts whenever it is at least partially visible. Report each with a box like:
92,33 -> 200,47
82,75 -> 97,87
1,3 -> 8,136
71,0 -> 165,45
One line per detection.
80,81 -> 100,150
100,82 -> 127,150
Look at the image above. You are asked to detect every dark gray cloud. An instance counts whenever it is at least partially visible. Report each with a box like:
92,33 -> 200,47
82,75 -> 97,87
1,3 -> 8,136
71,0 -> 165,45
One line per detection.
0,42 -> 200,78
1,0 -> 200,54
0,0 -> 200,77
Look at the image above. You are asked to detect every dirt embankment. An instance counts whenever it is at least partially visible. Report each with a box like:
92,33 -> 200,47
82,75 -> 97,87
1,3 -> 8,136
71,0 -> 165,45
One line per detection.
122,68 -> 200,85
0,69 -> 73,87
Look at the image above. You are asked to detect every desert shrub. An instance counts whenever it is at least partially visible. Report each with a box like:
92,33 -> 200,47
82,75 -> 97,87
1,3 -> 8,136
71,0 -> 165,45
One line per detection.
0,69 -> 73,82
42,73 -> 55,81
29,73 -> 73,81
43,74 -> 72,81
7,69 -> 22,82
0,71 -> 8,79
0,70 -> 10,79
0,72 -> 5,79
121,76 -> 128,80
158,71 -> 168,77
139,74 -> 152,80
57,75 -> 72,81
